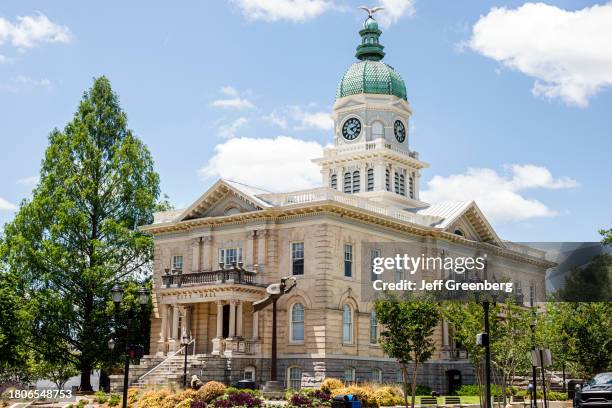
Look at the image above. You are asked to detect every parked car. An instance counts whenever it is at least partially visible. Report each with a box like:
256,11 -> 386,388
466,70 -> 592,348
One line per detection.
575,373 -> 612,408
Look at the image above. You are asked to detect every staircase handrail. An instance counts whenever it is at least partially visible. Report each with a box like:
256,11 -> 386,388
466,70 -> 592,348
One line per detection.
137,338 -> 195,384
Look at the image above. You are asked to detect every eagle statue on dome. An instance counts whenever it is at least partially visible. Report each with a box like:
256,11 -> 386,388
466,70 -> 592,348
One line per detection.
359,5 -> 385,18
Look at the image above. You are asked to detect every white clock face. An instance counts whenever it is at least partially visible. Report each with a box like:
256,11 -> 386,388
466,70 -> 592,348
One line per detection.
342,118 -> 362,141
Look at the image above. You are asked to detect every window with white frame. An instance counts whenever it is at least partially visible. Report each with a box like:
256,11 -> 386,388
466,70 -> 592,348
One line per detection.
344,367 -> 356,384
370,310 -> 378,344
219,247 -> 242,266
244,366 -> 256,381
172,255 -> 183,271
372,368 -> 382,383
288,366 -> 302,390
342,304 -> 353,344
291,303 -> 305,342
370,249 -> 381,282
330,173 -> 337,190
291,242 -> 304,276
344,244 -> 353,278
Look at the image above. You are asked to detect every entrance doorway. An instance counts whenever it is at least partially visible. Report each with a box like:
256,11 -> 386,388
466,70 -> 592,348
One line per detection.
446,370 -> 462,394
222,304 -> 230,338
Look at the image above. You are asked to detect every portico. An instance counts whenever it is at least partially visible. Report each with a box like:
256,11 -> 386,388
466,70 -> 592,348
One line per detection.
155,269 -> 266,356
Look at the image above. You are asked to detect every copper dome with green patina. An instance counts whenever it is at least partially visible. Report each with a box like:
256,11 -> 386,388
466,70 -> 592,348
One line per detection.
336,16 -> 407,101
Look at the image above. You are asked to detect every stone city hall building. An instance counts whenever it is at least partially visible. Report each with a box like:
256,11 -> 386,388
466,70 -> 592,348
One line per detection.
125,15 -> 550,392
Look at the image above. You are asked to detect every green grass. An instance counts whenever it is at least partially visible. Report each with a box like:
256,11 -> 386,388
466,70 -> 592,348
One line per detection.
412,396 -> 481,405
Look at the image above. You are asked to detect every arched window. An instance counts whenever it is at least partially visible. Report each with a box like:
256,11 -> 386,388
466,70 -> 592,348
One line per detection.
367,168 -> 374,191
342,305 -> 353,344
344,172 -> 351,193
344,367 -> 356,384
371,121 -> 384,138
330,174 -> 337,190
370,310 -> 378,344
290,303 -> 305,342
385,169 -> 390,191
352,170 -> 360,193
372,368 -> 382,383
287,366 -> 301,390
399,173 -> 405,196
409,175 -> 414,198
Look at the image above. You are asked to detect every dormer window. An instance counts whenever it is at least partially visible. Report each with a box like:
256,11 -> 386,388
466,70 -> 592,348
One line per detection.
454,229 -> 464,237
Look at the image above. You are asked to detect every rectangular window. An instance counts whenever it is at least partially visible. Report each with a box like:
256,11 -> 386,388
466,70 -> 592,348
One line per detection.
344,367 -> 356,384
367,168 -> 374,191
370,311 -> 378,344
370,249 -> 381,282
344,244 -> 353,278
219,247 -> 242,266
172,255 -> 183,271
291,242 -> 304,276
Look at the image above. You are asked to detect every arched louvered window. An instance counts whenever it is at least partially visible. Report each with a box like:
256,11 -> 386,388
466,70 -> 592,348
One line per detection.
352,170 -> 360,193
330,174 -> 337,190
367,168 -> 374,191
344,172 -> 351,193
394,171 -> 400,194
399,173 -> 405,196
409,175 -> 414,199
385,169 -> 390,191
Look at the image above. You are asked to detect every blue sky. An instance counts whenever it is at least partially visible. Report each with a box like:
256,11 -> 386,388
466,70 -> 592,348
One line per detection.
0,0 -> 610,242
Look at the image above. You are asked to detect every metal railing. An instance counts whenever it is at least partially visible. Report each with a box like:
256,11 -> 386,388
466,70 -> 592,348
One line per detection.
162,269 -> 259,288
136,338 -> 195,386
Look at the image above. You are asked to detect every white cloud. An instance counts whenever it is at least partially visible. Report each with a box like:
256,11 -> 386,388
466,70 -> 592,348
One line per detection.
466,2 -> 612,107
421,164 -> 577,223
210,87 -> 255,109
200,136 -> 323,191
0,197 -> 17,211
17,175 -> 39,186
14,75 -> 51,88
376,0 -> 416,27
231,0 -> 331,22
264,105 -> 333,131
0,12 -> 71,49
217,117 -> 248,139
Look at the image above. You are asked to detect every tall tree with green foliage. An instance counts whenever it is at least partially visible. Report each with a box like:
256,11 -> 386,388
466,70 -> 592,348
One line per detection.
375,294 -> 440,408
0,76 -> 160,391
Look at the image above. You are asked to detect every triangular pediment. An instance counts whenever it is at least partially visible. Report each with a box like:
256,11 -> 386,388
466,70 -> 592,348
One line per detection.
178,180 -> 270,221
445,203 -> 502,246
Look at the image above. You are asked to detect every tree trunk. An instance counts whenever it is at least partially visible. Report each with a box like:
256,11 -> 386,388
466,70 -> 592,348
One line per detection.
79,291 -> 95,392
79,363 -> 93,392
402,364 -> 409,408
411,362 -> 419,408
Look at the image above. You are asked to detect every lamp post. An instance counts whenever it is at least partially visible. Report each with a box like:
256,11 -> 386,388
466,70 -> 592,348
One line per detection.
111,284 -> 149,408
181,332 -> 190,388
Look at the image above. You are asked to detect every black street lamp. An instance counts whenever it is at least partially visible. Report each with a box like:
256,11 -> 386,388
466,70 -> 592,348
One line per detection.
181,332 -> 190,388
111,283 -> 149,408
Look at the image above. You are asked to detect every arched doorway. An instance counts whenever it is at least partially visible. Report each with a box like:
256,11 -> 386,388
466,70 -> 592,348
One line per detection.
446,369 -> 462,394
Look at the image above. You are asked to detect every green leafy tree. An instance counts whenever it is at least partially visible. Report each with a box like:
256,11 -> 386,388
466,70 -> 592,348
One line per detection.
31,356 -> 80,390
553,254 -> 612,302
600,226 -> 612,245
375,294 -> 440,408
1,76 -> 160,391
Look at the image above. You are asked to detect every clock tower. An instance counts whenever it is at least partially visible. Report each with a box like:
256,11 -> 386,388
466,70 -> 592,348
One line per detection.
313,14 -> 429,209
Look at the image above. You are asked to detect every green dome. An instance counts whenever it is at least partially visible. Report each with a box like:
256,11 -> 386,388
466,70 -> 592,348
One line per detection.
336,60 -> 407,101
363,17 -> 378,30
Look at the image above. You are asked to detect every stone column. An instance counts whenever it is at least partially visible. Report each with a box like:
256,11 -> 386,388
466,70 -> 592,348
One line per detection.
374,160 -> 385,191
228,301 -> 237,338
360,163 -> 368,192
171,305 -> 179,340
184,306 -> 192,338
252,311 -> 259,339
215,301 -> 224,339
256,230 -> 268,272
246,230 -> 256,269
442,319 -> 449,347
191,238 -> 201,272
157,304 -> 168,355
236,301 -> 243,337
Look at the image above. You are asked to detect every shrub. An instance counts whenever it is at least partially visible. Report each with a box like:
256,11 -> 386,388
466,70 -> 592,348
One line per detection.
331,385 -> 377,407
94,391 -> 109,404
76,399 -> 89,408
179,389 -> 198,401
321,378 -> 344,393
108,394 -> 121,407
374,386 -> 404,407
209,391 -> 263,407
286,388 -> 331,407
127,388 -> 140,408
195,382 -> 226,403
547,392 -> 568,401
225,387 -> 261,398
139,390 -> 172,408
175,398 -> 193,408
190,401 -> 207,408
